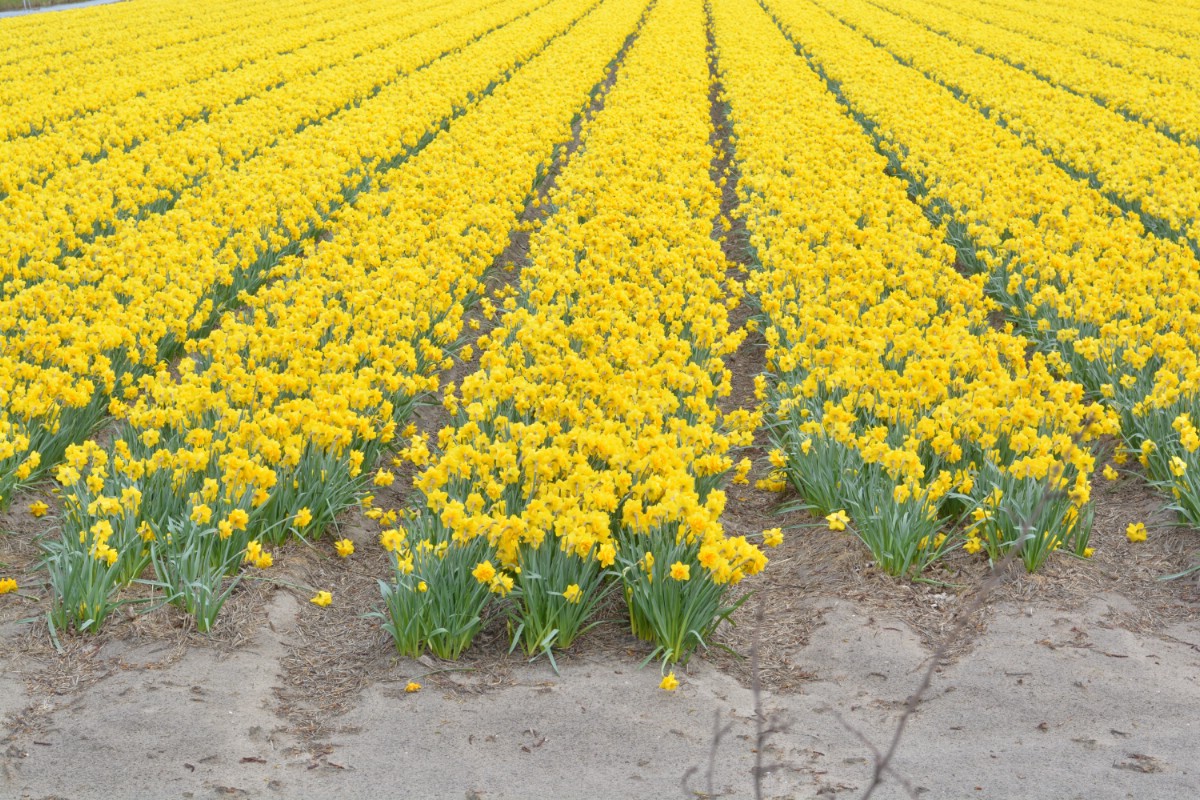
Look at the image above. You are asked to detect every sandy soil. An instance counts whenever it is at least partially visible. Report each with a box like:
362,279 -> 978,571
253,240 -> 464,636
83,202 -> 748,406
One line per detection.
2,465 -> 1198,800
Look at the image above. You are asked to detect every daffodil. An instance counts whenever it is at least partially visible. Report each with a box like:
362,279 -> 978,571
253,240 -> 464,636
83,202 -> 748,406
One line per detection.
826,510 -> 851,532
471,561 -> 496,584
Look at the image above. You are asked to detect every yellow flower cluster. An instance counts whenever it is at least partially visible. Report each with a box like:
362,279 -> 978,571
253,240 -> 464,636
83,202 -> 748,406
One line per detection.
810,0 -> 1200,246
110,0 -> 639,495
351,0 -> 651,589
873,0 -> 1200,149
401,0 -> 763,618
0,0 -> 592,510
1,0 -> 447,198
0,0 -> 278,141
917,0 -> 1200,101
712,0 -> 1112,571
0,418 -> 36,509
1023,0 -> 1199,60
36,0 -> 652,631
763,0 -> 1200,534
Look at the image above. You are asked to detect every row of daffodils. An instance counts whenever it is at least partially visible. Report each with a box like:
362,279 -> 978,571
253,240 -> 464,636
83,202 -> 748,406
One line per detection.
0,0 -> 328,140
710,0 -> 1114,575
37,0 -> 653,636
808,0 -> 1200,250
0,0 -> 589,511
879,0 -> 1200,149
379,0 -> 767,668
911,0 -> 1200,99
760,0 -> 1200,526
960,0 -> 1200,62
0,0 -> 426,194
2,0 -> 503,254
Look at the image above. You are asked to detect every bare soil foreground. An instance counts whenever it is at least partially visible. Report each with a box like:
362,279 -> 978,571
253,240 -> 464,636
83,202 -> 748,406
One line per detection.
2,471 -> 1198,800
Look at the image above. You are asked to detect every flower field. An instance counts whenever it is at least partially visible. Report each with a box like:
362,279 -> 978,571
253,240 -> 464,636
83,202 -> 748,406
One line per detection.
2,0 -> 1198,671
